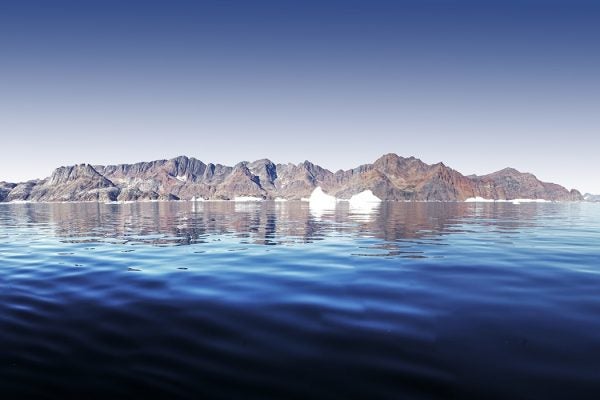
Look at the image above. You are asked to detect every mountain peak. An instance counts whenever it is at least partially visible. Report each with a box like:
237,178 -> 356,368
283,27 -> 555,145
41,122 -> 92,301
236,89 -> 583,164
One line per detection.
49,164 -> 105,185
0,154 -> 583,202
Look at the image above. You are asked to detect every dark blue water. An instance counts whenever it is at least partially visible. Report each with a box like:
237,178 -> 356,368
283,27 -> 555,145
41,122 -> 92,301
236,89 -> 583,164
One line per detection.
1,201 -> 599,399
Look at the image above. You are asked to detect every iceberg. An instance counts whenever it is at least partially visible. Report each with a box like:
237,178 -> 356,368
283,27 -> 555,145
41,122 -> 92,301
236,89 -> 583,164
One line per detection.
348,190 -> 382,206
308,187 -> 337,209
233,196 -> 263,202
308,187 -> 337,219
346,190 -> 382,217
465,197 -> 495,203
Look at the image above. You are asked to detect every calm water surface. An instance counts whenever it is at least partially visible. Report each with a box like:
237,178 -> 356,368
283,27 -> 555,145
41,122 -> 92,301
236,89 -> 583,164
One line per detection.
1,201 -> 599,399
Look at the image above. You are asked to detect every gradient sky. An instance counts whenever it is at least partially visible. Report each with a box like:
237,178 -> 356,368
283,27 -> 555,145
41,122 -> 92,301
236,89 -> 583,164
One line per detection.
1,0 -> 599,193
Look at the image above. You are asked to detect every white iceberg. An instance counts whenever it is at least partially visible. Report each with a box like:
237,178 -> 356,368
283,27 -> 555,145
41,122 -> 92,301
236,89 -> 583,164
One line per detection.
308,187 -> 337,209
341,190 -> 382,215
343,190 -> 381,217
307,187 -> 338,219
465,197 -> 495,203
348,190 -> 382,206
234,196 -> 263,202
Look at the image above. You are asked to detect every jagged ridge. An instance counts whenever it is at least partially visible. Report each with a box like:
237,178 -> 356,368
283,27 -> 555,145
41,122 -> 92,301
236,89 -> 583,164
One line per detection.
0,154 -> 583,202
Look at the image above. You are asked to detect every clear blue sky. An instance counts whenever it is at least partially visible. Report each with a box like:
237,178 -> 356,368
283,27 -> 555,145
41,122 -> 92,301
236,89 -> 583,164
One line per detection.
1,0 -> 599,193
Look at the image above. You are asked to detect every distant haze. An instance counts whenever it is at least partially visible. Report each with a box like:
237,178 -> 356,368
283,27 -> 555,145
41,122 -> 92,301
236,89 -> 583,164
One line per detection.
1,0 -> 599,193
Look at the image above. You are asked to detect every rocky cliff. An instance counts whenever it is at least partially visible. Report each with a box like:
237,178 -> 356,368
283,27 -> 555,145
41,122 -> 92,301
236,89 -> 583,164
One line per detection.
0,154 -> 583,202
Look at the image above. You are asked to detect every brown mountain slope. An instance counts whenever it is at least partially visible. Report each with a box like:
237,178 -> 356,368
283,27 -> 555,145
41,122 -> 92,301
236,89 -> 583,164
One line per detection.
0,154 -> 583,202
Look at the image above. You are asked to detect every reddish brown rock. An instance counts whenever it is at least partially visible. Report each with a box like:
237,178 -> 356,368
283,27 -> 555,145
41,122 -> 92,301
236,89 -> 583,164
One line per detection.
0,154 -> 583,202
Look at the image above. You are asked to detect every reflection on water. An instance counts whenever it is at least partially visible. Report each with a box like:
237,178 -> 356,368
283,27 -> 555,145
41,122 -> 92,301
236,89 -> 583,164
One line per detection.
0,201 -> 551,252
0,201 -> 599,399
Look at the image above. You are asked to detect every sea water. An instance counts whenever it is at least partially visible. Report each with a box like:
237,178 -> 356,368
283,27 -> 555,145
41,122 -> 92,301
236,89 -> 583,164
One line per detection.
0,201 -> 599,399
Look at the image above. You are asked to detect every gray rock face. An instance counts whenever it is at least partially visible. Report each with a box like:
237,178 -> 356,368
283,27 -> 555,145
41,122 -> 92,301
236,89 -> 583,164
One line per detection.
5,165 -> 119,202
214,164 -> 265,200
6,181 -> 40,202
0,154 -> 584,202
0,182 -> 17,202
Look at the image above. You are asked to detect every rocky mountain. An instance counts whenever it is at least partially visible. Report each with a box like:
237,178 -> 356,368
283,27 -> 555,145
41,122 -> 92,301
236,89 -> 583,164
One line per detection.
0,182 -> 17,202
584,193 -> 600,202
0,154 -> 583,202
470,168 -> 583,202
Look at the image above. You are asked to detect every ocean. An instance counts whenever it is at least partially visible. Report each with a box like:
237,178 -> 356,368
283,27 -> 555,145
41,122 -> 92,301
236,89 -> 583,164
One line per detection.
1,201 -> 599,399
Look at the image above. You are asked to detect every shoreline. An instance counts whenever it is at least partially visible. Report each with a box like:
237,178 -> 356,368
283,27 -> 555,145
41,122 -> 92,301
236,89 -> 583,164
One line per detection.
0,199 -> 590,205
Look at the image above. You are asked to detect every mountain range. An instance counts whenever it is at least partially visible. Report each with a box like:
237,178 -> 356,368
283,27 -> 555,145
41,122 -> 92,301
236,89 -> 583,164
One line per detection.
0,154 -> 584,203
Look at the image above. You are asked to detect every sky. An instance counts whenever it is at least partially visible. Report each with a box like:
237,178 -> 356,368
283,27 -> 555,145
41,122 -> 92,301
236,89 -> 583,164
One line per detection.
1,0 -> 599,193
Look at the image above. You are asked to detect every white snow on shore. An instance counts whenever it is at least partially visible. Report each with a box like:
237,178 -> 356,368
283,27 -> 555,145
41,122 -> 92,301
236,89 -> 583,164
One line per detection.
465,197 -> 495,203
465,197 -> 550,204
234,196 -> 263,202
274,197 -> 288,202
509,199 -> 549,204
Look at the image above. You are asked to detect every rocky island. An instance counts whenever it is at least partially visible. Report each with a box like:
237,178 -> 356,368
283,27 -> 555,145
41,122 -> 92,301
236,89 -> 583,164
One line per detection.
0,154 -> 583,203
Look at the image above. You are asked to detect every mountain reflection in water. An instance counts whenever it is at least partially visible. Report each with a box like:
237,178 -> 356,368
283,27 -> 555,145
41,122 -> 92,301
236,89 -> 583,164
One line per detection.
3,201 -> 541,253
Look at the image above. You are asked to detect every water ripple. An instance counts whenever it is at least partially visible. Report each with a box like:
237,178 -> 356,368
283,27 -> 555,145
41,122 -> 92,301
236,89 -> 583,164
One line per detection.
0,202 -> 599,398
